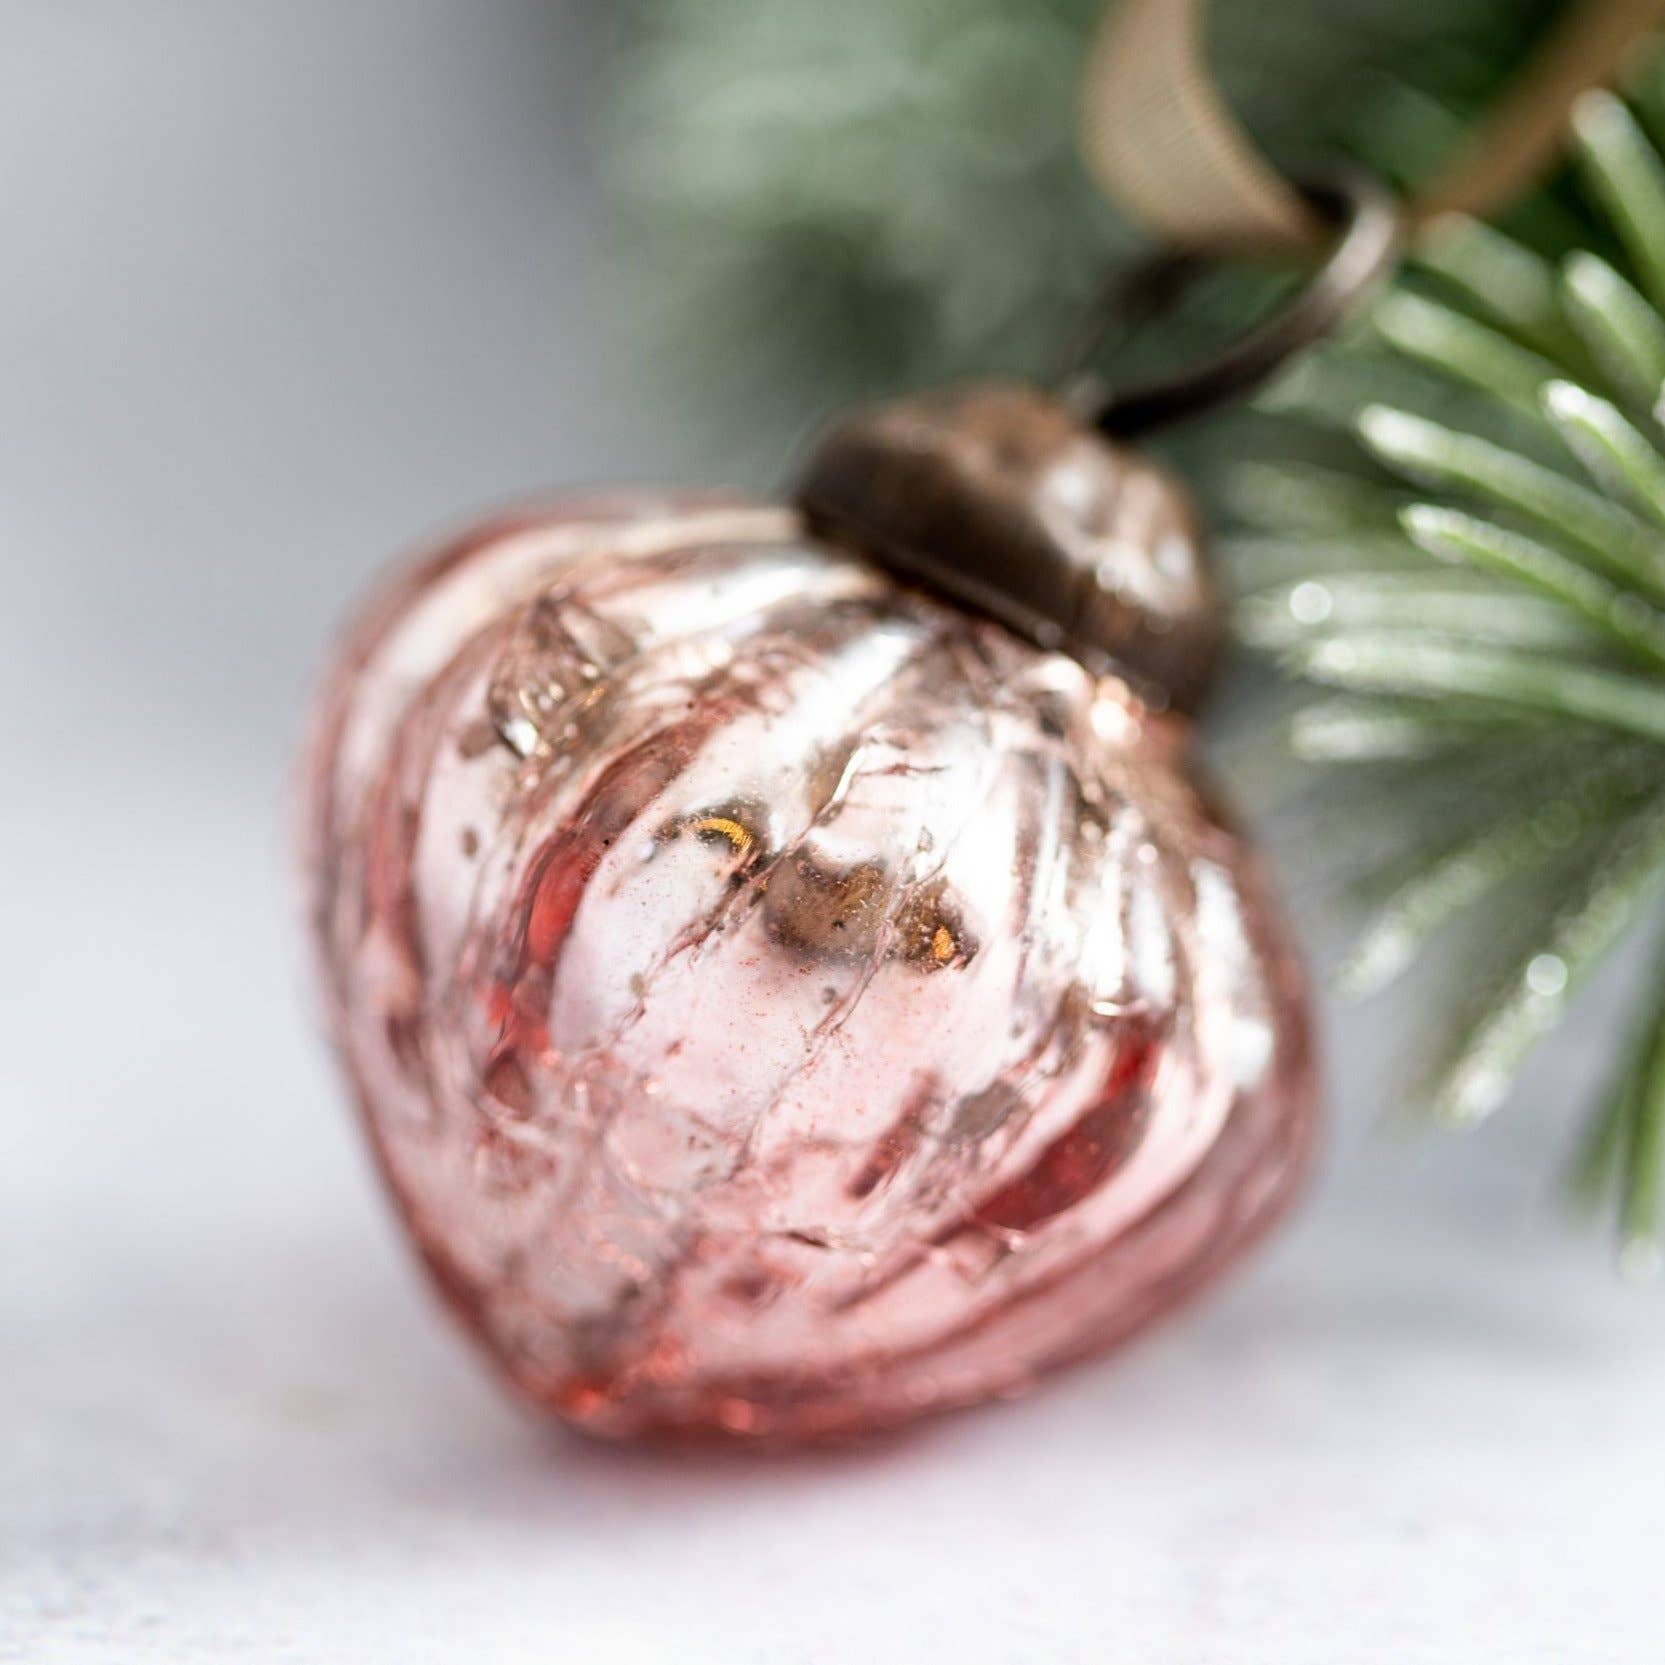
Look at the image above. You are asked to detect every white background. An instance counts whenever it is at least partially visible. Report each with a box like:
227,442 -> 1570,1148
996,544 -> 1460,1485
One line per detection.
4,5 -> 1663,1660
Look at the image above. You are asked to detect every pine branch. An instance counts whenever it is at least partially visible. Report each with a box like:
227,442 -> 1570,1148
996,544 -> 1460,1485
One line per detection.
1250,52 -> 1665,1256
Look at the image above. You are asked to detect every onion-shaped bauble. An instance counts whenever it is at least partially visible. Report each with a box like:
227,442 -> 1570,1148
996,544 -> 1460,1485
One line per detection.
303,407 -> 1314,1440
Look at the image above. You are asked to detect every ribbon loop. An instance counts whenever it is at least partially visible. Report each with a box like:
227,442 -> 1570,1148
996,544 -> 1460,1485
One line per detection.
1081,0 -> 1665,253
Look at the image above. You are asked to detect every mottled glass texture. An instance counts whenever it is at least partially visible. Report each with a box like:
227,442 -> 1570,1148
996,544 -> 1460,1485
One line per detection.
303,497 -> 1315,1439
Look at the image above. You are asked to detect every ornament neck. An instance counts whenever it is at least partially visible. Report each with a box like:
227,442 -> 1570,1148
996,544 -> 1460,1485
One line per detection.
793,382 -> 1220,714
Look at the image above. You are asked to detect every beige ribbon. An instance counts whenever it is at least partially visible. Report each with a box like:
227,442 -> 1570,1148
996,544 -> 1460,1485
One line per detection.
1080,0 -> 1665,250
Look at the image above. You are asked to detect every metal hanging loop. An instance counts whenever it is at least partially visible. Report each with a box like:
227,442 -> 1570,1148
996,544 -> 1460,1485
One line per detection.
1073,169 -> 1403,440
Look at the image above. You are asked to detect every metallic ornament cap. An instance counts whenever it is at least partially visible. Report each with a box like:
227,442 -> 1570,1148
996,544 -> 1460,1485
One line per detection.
794,381 -> 1222,712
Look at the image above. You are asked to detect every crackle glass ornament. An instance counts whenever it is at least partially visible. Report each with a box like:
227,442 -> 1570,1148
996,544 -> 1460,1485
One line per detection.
302,384 -> 1316,1440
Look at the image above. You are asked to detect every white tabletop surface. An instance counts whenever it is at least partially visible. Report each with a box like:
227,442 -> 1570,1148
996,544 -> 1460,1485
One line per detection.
5,6 -> 1663,1661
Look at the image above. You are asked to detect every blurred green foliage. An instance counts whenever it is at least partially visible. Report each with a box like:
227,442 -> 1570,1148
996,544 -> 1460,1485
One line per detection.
611,0 -> 1562,473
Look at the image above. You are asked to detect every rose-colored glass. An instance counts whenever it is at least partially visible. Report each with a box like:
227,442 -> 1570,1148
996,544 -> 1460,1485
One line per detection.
302,496 -> 1315,1440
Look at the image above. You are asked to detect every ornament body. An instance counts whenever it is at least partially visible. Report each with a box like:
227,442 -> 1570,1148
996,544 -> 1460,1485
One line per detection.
304,449 -> 1314,1439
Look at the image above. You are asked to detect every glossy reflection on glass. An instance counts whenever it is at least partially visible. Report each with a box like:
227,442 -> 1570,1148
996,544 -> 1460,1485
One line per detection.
302,496 -> 1315,1440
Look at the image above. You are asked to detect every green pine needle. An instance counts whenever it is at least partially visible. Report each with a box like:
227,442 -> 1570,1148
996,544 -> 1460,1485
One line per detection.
1237,570 -> 1595,654
1572,954 -> 1665,1271
1287,699 -> 1471,764
1541,380 -> 1665,529
1414,214 -> 1584,366
1223,460 -> 1410,533
1284,697 -> 1552,767
1398,503 -> 1665,666
1426,789 -> 1665,1128
1356,405 -> 1665,600
1574,89 -> 1665,313
1571,1059 -> 1638,1214
1622,1018 -> 1665,1272
1561,252 -> 1665,407
1372,291 -> 1559,414
1294,633 -> 1665,740
1217,531 -> 1424,592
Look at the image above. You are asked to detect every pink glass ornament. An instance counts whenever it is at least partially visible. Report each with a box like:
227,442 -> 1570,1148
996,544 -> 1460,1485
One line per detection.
302,388 -> 1316,1440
